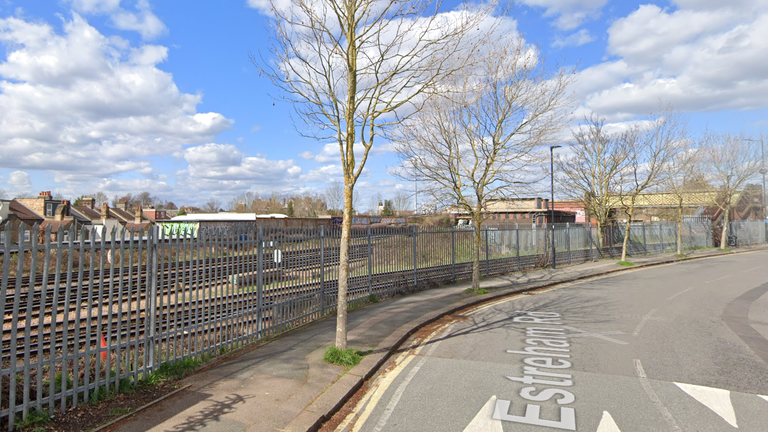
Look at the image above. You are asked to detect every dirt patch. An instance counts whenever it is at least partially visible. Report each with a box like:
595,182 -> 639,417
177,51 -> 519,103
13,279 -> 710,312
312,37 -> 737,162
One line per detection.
18,382 -> 182,432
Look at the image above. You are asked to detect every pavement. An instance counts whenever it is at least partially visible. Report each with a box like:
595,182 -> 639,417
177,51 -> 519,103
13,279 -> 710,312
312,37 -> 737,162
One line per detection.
107,246 -> 767,432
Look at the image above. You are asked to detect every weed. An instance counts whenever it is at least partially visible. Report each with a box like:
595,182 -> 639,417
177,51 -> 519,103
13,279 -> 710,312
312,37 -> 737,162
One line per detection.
140,357 -> 201,386
674,253 -> 687,258
464,288 -> 489,294
368,293 -> 380,303
718,248 -> 732,252
323,346 -> 362,370
617,261 -> 635,267
16,409 -> 50,429
109,406 -> 133,417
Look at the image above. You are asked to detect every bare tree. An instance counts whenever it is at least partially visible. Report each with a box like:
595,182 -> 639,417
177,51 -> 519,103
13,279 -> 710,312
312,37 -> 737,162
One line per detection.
701,133 -> 762,248
559,115 -> 630,250
367,193 -> 382,215
202,198 -> 222,213
392,190 -> 411,215
260,0 -> 499,349
662,135 -> 702,255
394,37 -> 573,290
616,109 -> 687,262
324,181 -> 344,215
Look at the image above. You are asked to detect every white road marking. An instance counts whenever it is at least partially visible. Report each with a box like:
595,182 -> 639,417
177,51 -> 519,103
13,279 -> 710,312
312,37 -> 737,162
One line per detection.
667,286 -> 694,301
463,395 -> 503,432
760,395 -> 768,403
674,382 -> 738,428
634,359 -> 682,432
596,411 -> 621,432
705,274 -> 732,284
633,309 -> 658,337
371,325 -> 450,432
744,265 -> 765,273
562,325 -> 628,344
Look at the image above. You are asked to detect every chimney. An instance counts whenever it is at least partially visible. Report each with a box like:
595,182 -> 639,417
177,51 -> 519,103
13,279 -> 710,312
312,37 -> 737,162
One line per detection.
101,202 -> 109,221
135,206 -> 142,224
38,191 -> 52,201
55,201 -> 69,221
116,199 -> 128,210
82,197 -> 95,209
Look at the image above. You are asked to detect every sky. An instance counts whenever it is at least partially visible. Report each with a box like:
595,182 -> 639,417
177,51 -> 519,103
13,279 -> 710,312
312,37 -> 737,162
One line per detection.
1,0 -> 767,209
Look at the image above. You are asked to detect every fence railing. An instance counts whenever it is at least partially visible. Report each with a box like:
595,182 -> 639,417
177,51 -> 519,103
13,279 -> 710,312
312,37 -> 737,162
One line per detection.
0,219 -> 765,429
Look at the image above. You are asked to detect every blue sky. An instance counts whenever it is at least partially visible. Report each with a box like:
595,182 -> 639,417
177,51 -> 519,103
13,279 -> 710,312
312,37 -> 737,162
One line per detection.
1,0 -> 767,209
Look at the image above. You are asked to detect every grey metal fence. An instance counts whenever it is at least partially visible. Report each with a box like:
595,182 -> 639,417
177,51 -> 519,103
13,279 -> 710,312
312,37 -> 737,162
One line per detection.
0,219 -> 765,429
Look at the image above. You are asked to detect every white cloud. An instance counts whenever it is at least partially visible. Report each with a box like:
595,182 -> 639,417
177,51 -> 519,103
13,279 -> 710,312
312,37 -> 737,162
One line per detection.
68,0 -> 166,40
518,0 -> 609,30
299,164 -> 343,182
8,171 -> 31,194
184,143 -> 243,167
298,150 -> 314,160
553,29 -> 595,48
577,2 -> 768,119
0,14 -> 231,184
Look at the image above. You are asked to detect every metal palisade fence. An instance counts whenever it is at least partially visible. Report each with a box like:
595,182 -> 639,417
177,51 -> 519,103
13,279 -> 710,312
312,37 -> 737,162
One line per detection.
0,220 -> 765,429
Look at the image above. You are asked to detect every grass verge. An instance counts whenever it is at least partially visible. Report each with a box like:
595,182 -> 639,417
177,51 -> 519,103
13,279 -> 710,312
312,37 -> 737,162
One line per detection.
465,288 -> 489,294
617,261 -> 635,267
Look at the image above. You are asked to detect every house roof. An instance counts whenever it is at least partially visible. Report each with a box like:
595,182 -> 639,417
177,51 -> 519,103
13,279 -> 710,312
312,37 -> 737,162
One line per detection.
10,200 -> 44,222
40,219 -> 74,232
71,205 -> 102,222
109,208 -> 134,222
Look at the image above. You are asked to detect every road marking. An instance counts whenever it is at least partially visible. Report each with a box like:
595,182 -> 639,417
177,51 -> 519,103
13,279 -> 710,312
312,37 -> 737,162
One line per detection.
632,309 -> 658,337
463,395 -> 503,432
667,286 -> 694,301
562,325 -> 627,345
674,382 -> 738,428
760,395 -> 768,403
744,265 -> 765,273
596,411 -> 621,432
464,295 -> 522,316
705,274 -> 732,284
634,359 -> 682,431
371,325 -> 450,432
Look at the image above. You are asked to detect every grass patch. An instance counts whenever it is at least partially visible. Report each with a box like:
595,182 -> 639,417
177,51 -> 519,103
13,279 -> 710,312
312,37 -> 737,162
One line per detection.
718,248 -> 732,252
368,293 -> 380,303
465,288 -> 489,294
141,357 -> 201,386
109,407 -> 133,417
16,409 -> 50,429
617,261 -> 635,267
674,253 -> 687,258
323,346 -> 362,370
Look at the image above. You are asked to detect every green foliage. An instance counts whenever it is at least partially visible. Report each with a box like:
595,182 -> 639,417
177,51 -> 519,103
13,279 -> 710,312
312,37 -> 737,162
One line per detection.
287,201 -> 294,217
368,293 -> 380,303
718,248 -> 732,252
323,346 -> 362,370
674,253 -> 687,258
465,288 -> 489,294
141,357 -> 201,386
177,208 -> 187,216
381,200 -> 394,217
16,409 -> 50,429
617,261 -> 635,266
109,407 -> 133,417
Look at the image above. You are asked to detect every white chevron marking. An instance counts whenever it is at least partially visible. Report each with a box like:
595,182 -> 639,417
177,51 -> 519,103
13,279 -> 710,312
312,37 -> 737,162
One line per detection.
596,411 -> 621,432
675,382 -> 738,428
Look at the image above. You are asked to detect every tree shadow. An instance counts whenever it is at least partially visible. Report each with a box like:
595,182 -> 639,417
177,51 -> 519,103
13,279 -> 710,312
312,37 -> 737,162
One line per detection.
165,393 -> 254,432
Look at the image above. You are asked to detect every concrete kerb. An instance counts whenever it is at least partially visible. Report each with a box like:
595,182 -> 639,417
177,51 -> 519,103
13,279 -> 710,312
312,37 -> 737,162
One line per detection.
296,246 -> 767,432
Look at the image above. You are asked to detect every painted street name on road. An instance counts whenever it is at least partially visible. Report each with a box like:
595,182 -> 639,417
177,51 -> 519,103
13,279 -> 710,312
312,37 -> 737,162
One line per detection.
494,311 -> 577,430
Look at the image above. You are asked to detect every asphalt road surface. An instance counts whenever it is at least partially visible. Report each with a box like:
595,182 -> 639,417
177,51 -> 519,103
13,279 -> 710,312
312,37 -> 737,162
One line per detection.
332,250 -> 768,432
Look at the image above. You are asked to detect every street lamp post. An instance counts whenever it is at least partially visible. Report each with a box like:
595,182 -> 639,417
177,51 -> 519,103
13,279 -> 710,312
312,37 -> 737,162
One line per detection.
550,145 -> 561,269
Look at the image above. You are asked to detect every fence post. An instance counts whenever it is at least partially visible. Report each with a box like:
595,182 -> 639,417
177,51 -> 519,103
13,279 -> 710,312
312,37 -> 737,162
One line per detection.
319,226 -> 325,316
659,223 -> 664,253
451,228 -> 456,282
413,225 -> 417,287
516,224 -> 521,271
566,223 -> 571,264
367,225 -> 372,295
642,222 -> 647,255
587,224 -> 593,261
688,222 -> 694,250
147,227 -> 159,370
257,227 -> 264,336
485,228 -> 490,276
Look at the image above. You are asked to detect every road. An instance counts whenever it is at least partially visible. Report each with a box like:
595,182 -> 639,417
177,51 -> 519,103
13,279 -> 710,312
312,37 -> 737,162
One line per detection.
330,250 -> 768,431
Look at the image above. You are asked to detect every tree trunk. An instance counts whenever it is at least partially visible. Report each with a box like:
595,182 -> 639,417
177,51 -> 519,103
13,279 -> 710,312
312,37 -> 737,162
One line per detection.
677,201 -> 683,255
595,219 -> 604,254
620,207 -> 634,262
720,205 -> 730,249
335,183 -> 354,350
472,212 -> 482,290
